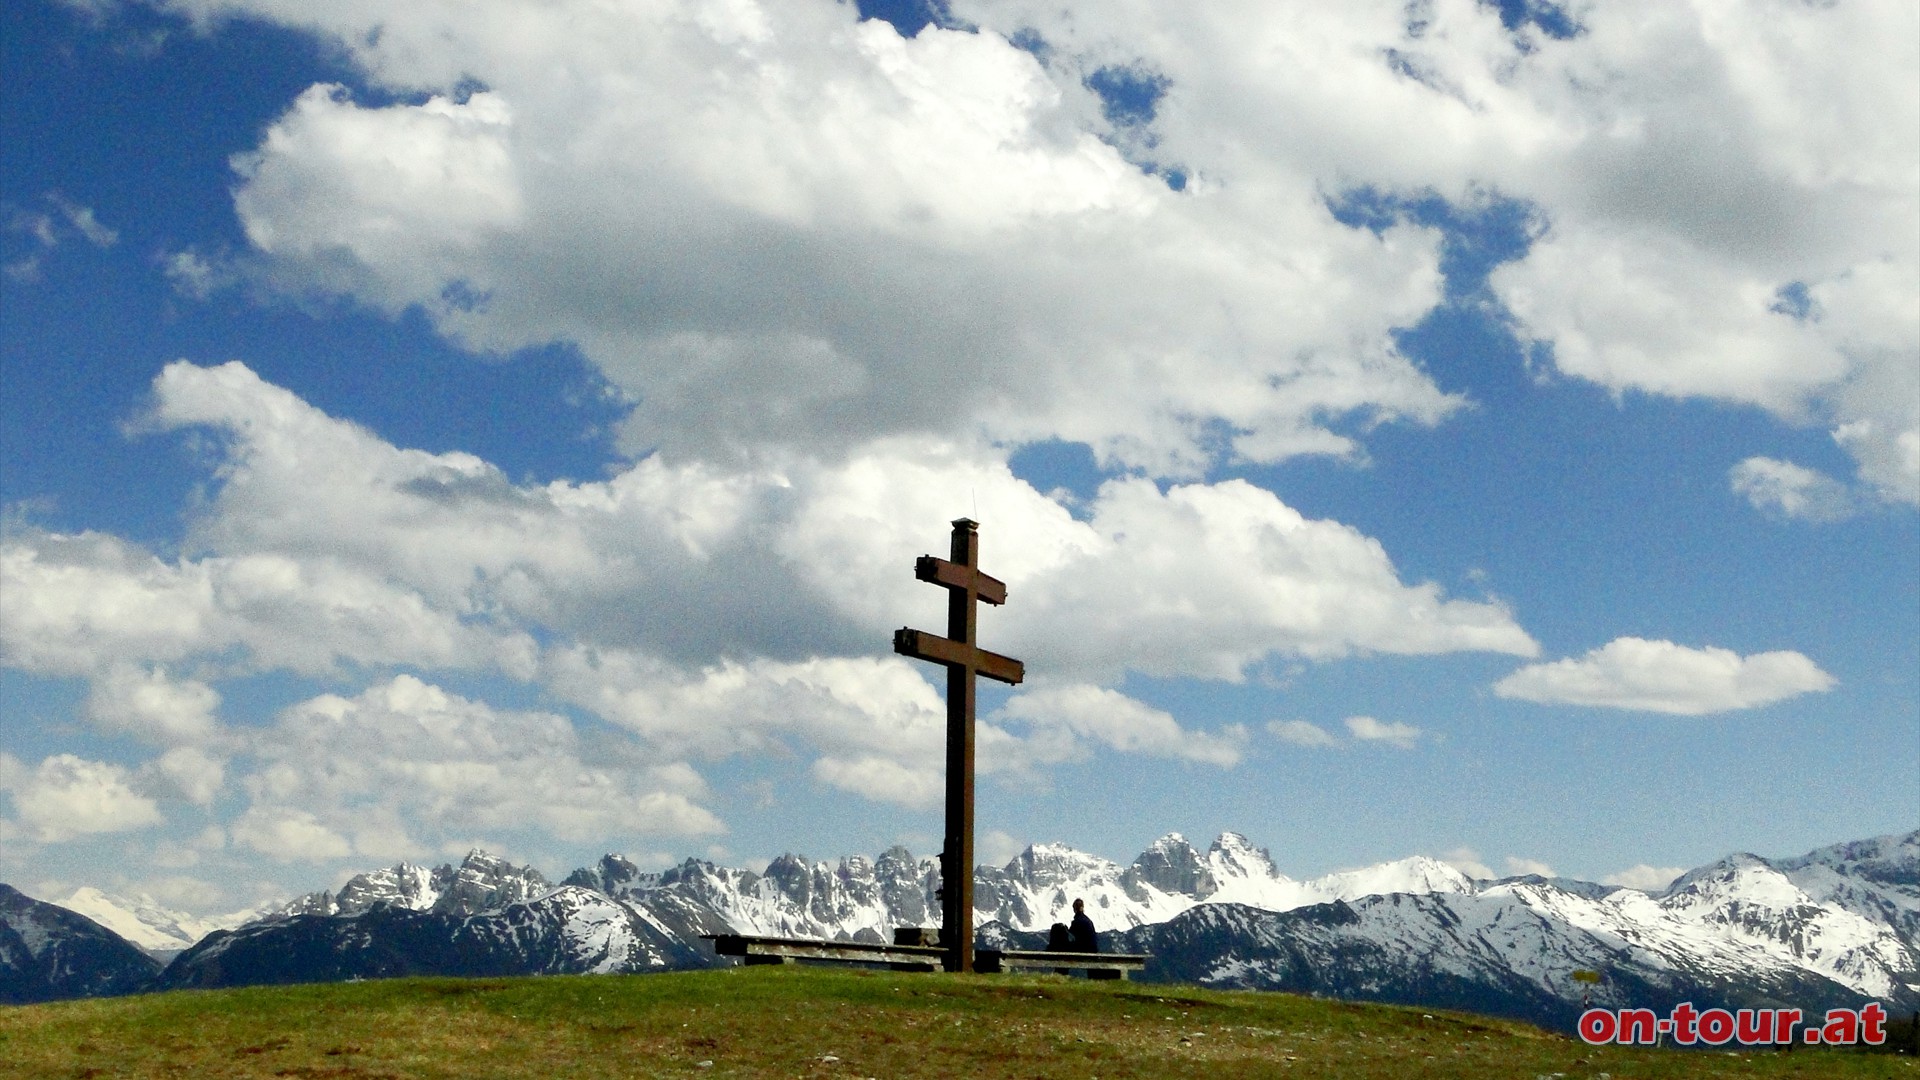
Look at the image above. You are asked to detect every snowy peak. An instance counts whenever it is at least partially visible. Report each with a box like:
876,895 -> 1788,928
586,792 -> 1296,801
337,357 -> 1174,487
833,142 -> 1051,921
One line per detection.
759,853 -> 895,931
626,851 -> 937,943
339,863 -> 445,915
1130,833 -> 1217,899
434,850 -> 551,915
1776,830 -> 1920,941
545,834 -> 1488,943
561,854 -> 657,899
1308,856 -> 1475,904
269,849 -> 550,921
1207,832 -> 1281,882
979,842 -> 1189,931
479,886 -> 689,975
1124,888 -> 1884,1030
273,861 -> 439,919
1007,843 -> 1124,889
1784,830 -> 1920,885
55,888 -> 258,956
1654,845 -> 1918,1001
1662,853 -> 1792,907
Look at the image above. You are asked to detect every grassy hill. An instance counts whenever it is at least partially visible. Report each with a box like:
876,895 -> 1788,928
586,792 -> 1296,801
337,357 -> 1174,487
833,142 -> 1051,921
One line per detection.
0,966 -> 1909,1079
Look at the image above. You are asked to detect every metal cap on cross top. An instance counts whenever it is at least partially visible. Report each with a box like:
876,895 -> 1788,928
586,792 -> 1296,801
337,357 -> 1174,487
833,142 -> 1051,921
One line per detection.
892,518 -> 1023,974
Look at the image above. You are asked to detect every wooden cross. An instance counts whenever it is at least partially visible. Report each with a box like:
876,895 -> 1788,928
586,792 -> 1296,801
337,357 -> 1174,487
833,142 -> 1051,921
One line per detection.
893,518 -> 1024,973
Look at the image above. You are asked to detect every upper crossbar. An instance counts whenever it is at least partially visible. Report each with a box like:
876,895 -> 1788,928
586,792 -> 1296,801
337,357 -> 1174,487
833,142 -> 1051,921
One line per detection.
915,555 -> 1008,605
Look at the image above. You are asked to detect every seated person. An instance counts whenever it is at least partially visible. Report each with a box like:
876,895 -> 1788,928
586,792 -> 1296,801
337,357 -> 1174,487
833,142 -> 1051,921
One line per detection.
1068,898 -> 1098,953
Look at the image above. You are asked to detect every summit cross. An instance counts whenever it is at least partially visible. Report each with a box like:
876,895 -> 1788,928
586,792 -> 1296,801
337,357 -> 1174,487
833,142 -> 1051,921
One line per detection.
893,518 -> 1024,973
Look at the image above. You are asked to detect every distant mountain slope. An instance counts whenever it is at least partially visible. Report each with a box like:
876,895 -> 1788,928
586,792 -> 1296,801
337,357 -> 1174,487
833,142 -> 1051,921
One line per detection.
1659,848 -> 1917,1002
54,887 -> 266,958
0,884 -> 160,1004
1113,894 -> 1886,1030
1774,831 -> 1920,964
156,885 -> 729,990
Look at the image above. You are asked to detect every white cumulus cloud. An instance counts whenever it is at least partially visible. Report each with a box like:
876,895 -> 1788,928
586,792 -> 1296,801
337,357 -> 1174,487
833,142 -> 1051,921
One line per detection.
66,0 -> 1920,508
31,0 -> 1911,869
0,361 -> 1529,810
146,747 -> 227,807
1,753 -> 164,842
230,675 -> 723,862
1729,456 -> 1855,522
162,0 -> 1464,477
1602,863 -> 1688,892
227,807 -> 353,862
1492,637 -> 1836,715
1504,856 -> 1556,878
86,664 -> 222,745
993,683 -> 1247,768
1343,715 -> 1423,749
811,756 -> 945,810
1438,846 -> 1494,881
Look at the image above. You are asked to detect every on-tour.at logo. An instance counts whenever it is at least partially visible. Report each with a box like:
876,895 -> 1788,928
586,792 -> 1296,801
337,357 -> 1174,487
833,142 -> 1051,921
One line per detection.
1578,1002 -> 1892,1047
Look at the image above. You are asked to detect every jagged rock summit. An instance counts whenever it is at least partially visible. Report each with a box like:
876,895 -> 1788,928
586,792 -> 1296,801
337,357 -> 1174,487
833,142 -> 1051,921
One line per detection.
272,849 -> 553,920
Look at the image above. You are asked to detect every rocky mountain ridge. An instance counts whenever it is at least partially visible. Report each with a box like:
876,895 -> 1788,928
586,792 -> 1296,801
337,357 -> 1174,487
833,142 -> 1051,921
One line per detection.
273,849 -> 554,919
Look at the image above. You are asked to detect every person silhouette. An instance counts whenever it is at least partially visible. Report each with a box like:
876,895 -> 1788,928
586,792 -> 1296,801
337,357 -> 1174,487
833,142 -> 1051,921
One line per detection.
1046,920 -> 1072,974
1068,898 -> 1097,953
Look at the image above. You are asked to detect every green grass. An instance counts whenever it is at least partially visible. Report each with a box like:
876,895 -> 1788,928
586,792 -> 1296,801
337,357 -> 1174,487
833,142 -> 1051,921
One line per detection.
0,967 -> 1910,1079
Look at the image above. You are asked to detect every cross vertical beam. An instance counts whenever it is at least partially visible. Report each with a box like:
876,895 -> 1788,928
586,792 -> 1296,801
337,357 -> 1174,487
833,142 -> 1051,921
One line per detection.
943,518 -> 978,976
892,518 -> 1023,974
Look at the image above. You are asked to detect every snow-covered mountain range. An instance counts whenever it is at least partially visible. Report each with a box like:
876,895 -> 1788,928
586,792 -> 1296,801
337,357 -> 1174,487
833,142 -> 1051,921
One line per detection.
8,829 -> 1915,1026
552,832 -> 1481,943
53,888 -> 268,959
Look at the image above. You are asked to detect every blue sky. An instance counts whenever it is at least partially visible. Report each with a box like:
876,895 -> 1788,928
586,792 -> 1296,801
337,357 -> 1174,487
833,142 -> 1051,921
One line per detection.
2,0 -> 1914,916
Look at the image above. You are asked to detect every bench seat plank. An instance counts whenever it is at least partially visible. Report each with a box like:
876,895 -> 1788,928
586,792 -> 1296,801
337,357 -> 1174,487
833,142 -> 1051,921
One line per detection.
703,934 -> 1149,978
975,949 -> 1148,978
704,934 -> 944,969
978,949 -> 1147,967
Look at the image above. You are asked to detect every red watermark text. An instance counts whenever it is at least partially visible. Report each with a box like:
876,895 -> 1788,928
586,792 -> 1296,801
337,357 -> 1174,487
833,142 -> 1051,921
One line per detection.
1577,1002 -> 1888,1047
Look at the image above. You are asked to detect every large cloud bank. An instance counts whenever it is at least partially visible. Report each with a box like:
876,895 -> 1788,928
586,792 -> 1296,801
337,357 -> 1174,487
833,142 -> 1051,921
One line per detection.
157,0 -> 1919,502
1,361 -> 1533,854
6,0 -> 1902,872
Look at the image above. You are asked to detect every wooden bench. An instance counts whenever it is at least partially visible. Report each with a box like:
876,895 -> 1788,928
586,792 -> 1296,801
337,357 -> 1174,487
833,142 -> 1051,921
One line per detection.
703,934 -> 944,971
976,948 -> 1149,980
704,934 -> 1148,980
